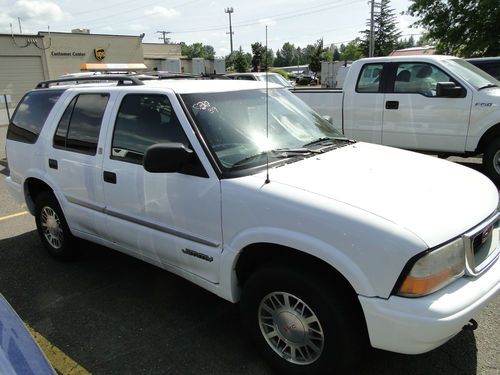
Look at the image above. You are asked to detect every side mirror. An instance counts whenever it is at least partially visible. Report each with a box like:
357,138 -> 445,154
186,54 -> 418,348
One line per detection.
143,143 -> 193,173
436,82 -> 466,98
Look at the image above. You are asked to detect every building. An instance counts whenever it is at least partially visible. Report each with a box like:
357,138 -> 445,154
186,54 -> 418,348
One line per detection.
0,30 -> 202,107
389,46 -> 436,56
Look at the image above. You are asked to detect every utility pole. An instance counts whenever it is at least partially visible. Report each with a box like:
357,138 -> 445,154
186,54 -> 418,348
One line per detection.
369,0 -> 375,57
156,30 -> 171,44
225,7 -> 234,54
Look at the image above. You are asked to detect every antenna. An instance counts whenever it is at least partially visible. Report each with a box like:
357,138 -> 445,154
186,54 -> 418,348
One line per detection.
264,25 -> 270,184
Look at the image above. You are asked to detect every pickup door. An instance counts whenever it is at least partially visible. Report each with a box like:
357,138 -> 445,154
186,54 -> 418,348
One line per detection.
380,62 -> 472,152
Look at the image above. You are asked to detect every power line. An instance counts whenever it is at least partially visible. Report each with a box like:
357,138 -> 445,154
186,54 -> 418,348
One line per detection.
157,30 -> 171,43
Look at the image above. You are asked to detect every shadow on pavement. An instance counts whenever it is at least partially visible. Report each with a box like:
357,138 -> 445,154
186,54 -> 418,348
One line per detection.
0,231 -> 479,375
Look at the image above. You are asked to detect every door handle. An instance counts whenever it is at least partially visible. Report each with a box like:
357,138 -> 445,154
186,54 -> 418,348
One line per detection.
48,159 -> 58,170
385,101 -> 399,110
103,171 -> 117,184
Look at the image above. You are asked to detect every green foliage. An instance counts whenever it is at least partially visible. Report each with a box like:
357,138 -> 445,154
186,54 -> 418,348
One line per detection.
309,38 -> 325,75
333,46 -> 341,61
275,42 -> 297,67
226,47 -> 251,73
180,42 -> 216,59
395,35 -> 416,50
250,42 -> 275,71
360,0 -> 401,56
271,69 -> 290,80
407,0 -> 500,57
340,38 -> 365,61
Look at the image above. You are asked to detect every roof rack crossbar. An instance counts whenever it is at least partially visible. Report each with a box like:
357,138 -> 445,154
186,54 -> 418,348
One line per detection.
35,75 -> 145,89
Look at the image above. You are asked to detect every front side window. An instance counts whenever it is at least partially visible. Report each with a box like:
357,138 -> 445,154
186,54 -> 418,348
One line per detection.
393,63 -> 453,97
112,94 -> 189,164
8,90 -> 63,143
356,64 -> 383,93
181,88 -> 346,172
53,93 -> 109,155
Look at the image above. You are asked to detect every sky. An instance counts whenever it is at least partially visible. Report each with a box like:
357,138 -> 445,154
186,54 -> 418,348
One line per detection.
0,0 -> 423,56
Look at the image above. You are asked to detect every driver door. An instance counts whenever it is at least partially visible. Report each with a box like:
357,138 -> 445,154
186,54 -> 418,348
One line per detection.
102,92 -> 223,283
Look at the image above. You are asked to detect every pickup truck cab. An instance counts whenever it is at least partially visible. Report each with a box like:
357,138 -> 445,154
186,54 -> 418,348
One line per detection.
5,75 -> 500,374
293,55 -> 500,182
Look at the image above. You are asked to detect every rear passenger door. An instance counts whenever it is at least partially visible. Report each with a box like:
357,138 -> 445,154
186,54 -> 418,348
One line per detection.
343,63 -> 385,144
101,92 -> 222,283
48,92 -> 110,238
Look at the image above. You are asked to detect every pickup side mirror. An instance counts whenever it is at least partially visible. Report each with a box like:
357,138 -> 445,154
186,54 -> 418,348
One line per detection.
436,82 -> 466,98
143,143 -> 193,173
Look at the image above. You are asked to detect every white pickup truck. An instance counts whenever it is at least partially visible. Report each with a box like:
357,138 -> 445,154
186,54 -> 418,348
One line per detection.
293,55 -> 500,182
5,75 -> 500,374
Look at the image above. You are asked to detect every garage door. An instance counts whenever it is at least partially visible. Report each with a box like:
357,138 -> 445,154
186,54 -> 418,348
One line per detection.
0,56 -> 45,105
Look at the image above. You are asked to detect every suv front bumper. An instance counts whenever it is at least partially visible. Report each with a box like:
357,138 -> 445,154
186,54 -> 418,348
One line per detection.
359,251 -> 499,354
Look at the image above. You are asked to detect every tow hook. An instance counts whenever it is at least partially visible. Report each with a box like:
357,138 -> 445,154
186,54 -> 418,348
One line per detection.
462,319 -> 478,331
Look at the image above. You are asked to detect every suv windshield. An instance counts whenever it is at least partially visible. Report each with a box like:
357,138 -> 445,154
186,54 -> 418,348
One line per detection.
441,59 -> 500,90
181,88 -> 345,171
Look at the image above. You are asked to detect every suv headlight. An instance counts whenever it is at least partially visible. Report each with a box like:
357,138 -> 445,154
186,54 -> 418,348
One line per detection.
397,238 -> 465,297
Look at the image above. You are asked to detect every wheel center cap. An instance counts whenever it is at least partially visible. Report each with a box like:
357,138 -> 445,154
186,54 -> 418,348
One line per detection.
276,311 -> 306,343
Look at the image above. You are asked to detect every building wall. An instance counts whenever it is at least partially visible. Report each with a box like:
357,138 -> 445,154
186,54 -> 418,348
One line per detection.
39,32 -> 144,78
0,34 -> 49,104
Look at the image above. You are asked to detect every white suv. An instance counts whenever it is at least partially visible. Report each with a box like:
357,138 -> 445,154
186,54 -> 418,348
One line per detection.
5,75 -> 500,374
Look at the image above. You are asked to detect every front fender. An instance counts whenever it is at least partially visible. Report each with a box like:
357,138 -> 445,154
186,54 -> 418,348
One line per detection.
220,226 -> 375,303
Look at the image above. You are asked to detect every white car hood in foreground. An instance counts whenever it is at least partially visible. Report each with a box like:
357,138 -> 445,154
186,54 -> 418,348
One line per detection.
265,142 -> 498,247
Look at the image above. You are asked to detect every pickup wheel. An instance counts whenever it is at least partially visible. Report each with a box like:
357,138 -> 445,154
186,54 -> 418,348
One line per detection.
483,138 -> 500,184
34,192 -> 78,260
240,263 -> 364,375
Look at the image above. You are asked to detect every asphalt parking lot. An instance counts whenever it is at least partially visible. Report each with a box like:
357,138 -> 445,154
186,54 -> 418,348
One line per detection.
0,125 -> 498,375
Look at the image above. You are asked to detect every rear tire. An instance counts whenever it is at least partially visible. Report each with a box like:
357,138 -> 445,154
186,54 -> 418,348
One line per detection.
34,192 -> 78,260
483,137 -> 500,184
240,263 -> 366,375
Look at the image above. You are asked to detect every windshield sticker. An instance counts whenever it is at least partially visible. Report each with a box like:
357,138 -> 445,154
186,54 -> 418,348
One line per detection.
193,101 -> 219,113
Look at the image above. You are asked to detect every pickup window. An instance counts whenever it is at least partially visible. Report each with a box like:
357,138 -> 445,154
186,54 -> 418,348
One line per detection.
356,63 -> 383,93
393,63 -> 453,97
53,93 -> 109,155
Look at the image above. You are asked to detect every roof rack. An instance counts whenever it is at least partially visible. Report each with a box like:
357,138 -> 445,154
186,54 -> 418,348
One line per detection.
35,75 -> 145,89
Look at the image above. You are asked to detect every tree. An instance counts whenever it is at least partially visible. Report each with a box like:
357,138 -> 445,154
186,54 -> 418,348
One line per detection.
360,0 -> 401,56
227,47 -> 251,73
250,42 -> 274,70
395,35 -> 416,50
340,38 -> 365,61
407,0 -> 500,57
180,42 -> 215,59
275,42 -> 297,67
309,38 -> 325,77
333,45 -> 341,61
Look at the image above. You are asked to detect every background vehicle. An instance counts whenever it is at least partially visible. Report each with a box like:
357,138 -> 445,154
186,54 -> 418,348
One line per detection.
293,55 -> 500,182
225,72 -> 293,87
466,57 -> 500,80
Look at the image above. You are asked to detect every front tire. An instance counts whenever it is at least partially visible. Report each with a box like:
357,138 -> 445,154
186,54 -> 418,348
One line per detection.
483,137 -> 500,184
240,263 -> 366,375
34,192 -> 78,260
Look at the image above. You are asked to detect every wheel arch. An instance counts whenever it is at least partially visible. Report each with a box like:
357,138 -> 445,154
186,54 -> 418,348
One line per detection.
23,177 -> 55,215
476,122 -> 500,154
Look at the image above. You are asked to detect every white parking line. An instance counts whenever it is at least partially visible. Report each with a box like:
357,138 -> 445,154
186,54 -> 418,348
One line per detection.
0,211 -> 28,222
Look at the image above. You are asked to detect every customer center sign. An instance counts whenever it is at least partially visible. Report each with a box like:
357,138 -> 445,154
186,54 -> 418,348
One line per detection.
51,51 -> 86,57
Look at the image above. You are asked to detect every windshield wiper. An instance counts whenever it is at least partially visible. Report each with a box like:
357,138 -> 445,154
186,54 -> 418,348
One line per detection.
232,148 -> 317,167
302,137 -> 354,148
478,84 -> 499,91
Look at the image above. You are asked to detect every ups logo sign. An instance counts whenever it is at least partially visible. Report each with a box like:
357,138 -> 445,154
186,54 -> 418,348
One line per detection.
94,48 -> 105,61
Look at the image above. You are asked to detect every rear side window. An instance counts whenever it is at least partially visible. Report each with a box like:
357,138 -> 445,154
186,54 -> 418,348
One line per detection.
7,90 -> 63,143
356,64 -> 383,93
53,93 -> 109,155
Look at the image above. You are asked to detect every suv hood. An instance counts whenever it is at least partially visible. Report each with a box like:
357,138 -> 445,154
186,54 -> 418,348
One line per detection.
264,142 -> 498,247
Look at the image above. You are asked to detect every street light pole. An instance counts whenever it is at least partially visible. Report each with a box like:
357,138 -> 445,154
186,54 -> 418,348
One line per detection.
225,7 -> 234,55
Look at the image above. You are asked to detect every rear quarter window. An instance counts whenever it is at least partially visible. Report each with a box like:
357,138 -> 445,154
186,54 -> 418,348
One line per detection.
7,90 -> 63,143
